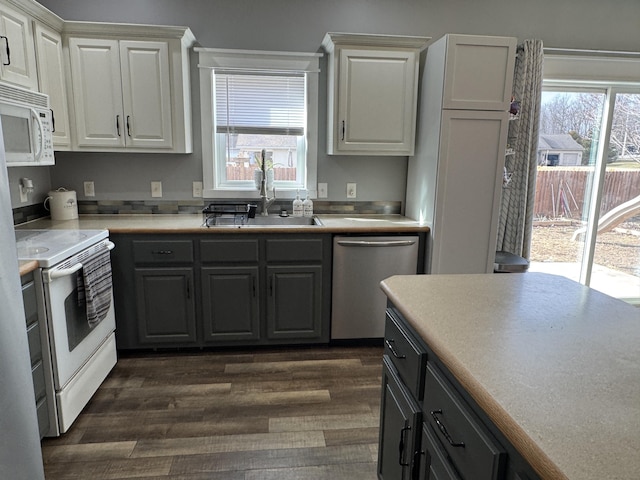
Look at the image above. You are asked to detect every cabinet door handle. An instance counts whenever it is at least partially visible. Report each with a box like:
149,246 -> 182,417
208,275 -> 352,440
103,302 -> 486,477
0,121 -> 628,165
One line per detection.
431,410 -> 465,448
252,276 -> 256,297
152,250 -> 173,255
269,275 -> 274,296
126,115 -> 132,137
116,115 -> 121,136
341,120 -> 345,141
398,425 -> 411,466
0,36 -> 10,65
385,339 -> 406,359
186,278 -> 191,299
50,109 -> 56,133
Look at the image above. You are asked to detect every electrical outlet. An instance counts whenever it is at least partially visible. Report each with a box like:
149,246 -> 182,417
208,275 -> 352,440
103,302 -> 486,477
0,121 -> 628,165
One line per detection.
151,181 -> 163,198
192,181 -> 203,198
346,182 -> 357,199
318,183 -> 328,198
84,181 -> 95,197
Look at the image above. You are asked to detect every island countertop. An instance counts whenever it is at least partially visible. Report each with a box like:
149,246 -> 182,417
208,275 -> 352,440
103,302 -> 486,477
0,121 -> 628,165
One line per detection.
380,272 -> 640,480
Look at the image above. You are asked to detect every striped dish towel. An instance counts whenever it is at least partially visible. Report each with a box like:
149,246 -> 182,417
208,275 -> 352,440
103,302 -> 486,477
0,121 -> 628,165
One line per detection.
77,248 -> 113,327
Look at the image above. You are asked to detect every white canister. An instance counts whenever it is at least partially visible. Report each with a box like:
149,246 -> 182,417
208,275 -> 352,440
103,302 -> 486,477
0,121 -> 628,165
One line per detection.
44,188 -> 79,221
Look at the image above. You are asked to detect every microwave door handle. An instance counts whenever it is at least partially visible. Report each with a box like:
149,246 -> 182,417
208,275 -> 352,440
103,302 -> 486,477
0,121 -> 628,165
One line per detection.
30,108 -> 44,161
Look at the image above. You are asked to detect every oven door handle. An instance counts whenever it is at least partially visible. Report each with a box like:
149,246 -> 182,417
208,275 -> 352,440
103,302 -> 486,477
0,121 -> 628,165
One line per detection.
46,242 -> 115,281
49,262 -> 83,280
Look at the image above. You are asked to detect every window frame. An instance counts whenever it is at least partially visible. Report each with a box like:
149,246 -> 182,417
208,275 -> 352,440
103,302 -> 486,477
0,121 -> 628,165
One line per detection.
197,47 -> 322,199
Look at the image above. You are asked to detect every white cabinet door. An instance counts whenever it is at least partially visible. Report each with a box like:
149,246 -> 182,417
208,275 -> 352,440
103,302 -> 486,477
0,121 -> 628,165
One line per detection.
337,48 -> 417,154
119,40 -> 173,149
441,35 -> 517,111
68,37 -> 125,148
430,110 -> 509,274
0,4 -> 37,90
34,22 -> 71,149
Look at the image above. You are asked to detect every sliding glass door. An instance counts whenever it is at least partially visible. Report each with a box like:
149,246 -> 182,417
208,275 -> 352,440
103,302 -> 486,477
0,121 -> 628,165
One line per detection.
530,86 -> 640,304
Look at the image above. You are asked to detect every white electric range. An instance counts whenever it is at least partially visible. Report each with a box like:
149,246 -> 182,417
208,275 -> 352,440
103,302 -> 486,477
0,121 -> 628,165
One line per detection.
15,229 -> 117,436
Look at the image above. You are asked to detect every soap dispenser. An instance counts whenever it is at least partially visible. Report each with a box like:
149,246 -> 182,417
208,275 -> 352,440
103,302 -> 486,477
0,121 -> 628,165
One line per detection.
292,190 -> 303,217
303,191 -> 313,217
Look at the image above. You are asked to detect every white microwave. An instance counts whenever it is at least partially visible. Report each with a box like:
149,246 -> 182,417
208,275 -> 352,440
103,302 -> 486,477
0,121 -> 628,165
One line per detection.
0,83 -> 54,166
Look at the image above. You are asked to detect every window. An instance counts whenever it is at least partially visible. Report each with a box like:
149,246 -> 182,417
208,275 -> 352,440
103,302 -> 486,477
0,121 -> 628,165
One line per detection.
529,52 -> 640,304
197,48 -> 321,199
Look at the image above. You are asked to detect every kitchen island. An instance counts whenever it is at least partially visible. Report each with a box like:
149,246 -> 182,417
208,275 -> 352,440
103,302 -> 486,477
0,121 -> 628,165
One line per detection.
380,272 -> 640,480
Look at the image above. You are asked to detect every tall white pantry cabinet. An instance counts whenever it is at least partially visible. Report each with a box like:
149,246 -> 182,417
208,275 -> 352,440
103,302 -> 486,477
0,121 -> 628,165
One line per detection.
405,34 -> 517,274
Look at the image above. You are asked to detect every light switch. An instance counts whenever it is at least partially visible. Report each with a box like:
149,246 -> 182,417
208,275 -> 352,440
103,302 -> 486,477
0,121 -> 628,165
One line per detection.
318,183 -> 328,198
347,182 -> 357,199
84,181 -> 95,197
151,181 -> 162,198
193,181 -> 203,198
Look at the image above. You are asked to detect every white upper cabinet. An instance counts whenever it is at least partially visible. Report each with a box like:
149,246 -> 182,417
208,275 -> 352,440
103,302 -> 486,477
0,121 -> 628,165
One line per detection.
322,33 -> 429,156
0,2 -> 37,90
434,34 -> 517,111
119,40 -> 172,149
34,21 -> 70,149
66,23 -> 195,153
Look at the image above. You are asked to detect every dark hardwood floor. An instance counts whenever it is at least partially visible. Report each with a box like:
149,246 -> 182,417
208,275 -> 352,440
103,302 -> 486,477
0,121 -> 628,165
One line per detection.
41,345 -> 383,479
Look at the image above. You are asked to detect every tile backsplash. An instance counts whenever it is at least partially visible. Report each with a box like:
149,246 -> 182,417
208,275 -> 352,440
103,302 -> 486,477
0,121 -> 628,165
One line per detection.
13,200 -> 402,225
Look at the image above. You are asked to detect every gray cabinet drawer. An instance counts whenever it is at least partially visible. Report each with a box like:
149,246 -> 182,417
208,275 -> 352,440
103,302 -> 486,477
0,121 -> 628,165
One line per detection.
423,362 -> 505,480
132,240 -> 193,264
31,360 -> 47,402
265,238 -> 325,262
419,422 -> 462,480
26,322 -> 41,366
200,239 -> 259,263
384,310 -> 427,399
22,280 -> 38,327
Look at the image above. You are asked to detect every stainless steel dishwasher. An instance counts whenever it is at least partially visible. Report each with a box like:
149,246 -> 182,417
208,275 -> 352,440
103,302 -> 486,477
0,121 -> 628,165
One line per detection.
331,236 -> 419,339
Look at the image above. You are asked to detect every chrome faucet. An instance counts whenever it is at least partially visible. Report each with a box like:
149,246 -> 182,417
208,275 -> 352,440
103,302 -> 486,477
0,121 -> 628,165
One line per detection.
258,149 -> 275,216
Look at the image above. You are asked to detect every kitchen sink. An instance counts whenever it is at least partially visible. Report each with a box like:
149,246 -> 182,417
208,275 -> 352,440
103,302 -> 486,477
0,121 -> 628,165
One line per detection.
206,215 -> 322,227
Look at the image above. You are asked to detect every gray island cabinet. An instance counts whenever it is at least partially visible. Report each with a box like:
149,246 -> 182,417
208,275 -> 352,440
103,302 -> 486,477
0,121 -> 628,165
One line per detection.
379,273 -> 640,480
111,233 -> 331,349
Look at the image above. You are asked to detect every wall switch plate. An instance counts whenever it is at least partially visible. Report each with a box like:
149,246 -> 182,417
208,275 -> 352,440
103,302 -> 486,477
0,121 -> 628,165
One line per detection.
346,182 -> 357,199
151,181 -> 163,198
318,182 -> 328,198
84,181 -> 95,197
192,181 -> 203,198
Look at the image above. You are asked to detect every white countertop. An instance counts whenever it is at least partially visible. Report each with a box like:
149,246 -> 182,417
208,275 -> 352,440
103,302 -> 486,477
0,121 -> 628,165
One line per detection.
381,273 -> 640,480
16,214 -> 428,234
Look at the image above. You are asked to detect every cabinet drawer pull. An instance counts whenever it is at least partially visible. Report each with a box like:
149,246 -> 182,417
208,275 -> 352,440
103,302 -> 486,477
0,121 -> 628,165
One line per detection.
0,35 -> 10,65
431,409 -> 465,448
385,339 -> 406,359
398,425 -> 411,466
152,250 -> 174,255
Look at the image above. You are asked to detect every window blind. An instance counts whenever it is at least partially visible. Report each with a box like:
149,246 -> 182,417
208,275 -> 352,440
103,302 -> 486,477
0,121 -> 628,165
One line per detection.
215,72 -> 305,136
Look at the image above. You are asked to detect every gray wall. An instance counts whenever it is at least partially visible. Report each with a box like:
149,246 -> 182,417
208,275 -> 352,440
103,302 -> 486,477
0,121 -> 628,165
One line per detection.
14,0 -> 640,207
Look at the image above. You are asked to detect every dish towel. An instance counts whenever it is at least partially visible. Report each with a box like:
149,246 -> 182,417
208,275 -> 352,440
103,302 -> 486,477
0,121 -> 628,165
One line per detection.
77,248 -> 113,327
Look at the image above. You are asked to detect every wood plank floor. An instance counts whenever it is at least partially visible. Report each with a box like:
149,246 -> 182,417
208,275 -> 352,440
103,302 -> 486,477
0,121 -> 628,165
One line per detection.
41,345 -> 383,480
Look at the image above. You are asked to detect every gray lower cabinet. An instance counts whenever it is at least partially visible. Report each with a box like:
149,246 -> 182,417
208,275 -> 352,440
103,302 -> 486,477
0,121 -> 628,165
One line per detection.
201,266 -> 260,342
21,272 -> 51,438
111,233 -> 330,348
134,267 -> 197,344
380,306 -> 540,480
378,355 -> 421,480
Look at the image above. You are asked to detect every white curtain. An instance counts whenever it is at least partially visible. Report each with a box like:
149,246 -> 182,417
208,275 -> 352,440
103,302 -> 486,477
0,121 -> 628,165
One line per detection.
496,39 -> 544,258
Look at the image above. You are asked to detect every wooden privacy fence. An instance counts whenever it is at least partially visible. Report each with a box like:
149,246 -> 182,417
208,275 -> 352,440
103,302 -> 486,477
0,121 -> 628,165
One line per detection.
226,166 -> 298,181
534,167 -> 640,219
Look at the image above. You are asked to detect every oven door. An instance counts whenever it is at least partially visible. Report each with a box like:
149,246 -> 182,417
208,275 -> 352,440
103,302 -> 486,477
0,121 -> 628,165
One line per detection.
39,242 -> 116,390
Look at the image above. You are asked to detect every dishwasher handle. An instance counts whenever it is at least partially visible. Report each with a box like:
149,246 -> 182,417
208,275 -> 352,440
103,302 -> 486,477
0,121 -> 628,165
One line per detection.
336,239 -> 416,247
